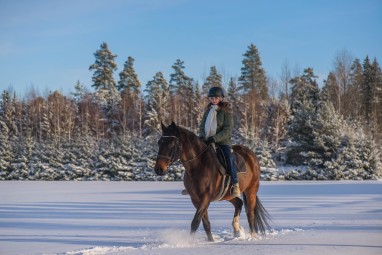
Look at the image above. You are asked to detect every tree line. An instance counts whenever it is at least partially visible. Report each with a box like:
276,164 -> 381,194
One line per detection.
0,42 -> 381,178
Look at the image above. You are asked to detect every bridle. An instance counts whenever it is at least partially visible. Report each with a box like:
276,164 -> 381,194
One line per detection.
156,135 -> 181,165
156,135 -> 211,165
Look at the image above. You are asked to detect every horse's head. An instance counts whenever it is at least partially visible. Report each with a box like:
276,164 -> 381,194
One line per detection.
154,122 -> 181,176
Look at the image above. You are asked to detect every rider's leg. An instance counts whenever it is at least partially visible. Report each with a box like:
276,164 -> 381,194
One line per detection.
219,145 -> 240,197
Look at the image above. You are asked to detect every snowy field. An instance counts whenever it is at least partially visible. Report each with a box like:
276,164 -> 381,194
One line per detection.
1,181 -> 382,255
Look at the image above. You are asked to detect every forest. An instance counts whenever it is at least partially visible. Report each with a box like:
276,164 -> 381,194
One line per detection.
0,42 -> 381,181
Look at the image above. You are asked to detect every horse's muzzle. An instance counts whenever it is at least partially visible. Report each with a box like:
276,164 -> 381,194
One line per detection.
154,166 -> 165,176
154,160 -> 168,176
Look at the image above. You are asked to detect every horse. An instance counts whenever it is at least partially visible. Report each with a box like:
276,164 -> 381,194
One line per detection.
154,122 -> 270,241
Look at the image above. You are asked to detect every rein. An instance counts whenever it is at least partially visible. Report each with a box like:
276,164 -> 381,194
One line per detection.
182,143 -> 211,164
157,135 -> 211,165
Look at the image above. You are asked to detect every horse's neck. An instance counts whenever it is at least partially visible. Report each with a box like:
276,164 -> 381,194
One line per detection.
179,136 -> 205,162
179,134 -> 219,175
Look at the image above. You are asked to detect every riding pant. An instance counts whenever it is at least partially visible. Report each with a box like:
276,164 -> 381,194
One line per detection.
218,145 -> 238,184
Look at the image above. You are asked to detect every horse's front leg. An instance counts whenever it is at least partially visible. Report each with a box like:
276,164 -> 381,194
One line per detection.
202,210 -> 214,241
190,199 -> 211,241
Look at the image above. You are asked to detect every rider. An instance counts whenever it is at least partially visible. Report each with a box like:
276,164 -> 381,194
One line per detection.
199,86 -> 240,198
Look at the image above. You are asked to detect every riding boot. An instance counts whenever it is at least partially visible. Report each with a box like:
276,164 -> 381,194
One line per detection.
232,183 -> 240,197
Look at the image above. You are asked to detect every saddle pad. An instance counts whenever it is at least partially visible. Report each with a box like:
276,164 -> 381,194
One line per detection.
233,151 -> 247,174
215,146 -> 247,176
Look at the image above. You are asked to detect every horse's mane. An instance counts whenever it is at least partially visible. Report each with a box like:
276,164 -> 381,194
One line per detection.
176,125 -> 198,140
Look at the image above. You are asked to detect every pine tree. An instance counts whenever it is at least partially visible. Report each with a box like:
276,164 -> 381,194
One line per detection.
202,66 -> 223,95
362,56 -> 373,126
348,58 -> 364,118
71,81 -> 88,103
89,42 -> 118,92
89,42 -> 120,133
169,59 -> 192,125
118,56 -> 141,93
0,119 -> 12,173
239,43 -> 268,99
0,90 -> 17,136
238,44 -> 269,142
192,83 -> 203,131
118,56 -> 141,136
370,58 -> 382,145
286,68 -> 320,165
227,77 -> 242,133
323,72 -> 340,111
144,72 -> 170,131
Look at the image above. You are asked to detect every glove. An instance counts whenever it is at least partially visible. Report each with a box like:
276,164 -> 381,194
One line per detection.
203,136 -> 215,145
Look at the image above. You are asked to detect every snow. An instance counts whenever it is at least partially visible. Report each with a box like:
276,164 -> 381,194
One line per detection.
1,181 -> 382,255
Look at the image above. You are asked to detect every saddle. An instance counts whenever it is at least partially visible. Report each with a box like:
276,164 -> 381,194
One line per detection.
212,145 -> 247,201
215,145 -> 247,176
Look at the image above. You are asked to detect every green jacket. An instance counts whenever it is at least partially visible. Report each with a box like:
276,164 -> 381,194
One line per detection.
198,102 -> 233,146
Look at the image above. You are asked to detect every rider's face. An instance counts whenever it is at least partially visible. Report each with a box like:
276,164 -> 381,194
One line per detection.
209,97 -> 221,105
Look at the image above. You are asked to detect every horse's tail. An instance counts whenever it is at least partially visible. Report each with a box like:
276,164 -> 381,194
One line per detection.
254,195 -> 271,234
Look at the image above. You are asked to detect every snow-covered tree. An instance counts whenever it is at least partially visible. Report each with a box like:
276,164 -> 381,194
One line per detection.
202,66 -> 223,95
286,68 -> 320,165
239,43 -> 268,99
237,44 -> 269,142
169,59 -> 192,125
89,42 -> 120,133
0,120 -> 12,173
144,72 -> 170,131
118,56 -> 142,136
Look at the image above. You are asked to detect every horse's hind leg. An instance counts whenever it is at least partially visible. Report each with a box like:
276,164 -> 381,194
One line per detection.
229,197 -> 243,237
243,193 -> 257,238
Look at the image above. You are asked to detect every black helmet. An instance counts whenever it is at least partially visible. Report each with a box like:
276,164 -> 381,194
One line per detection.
208,86 -> 224,97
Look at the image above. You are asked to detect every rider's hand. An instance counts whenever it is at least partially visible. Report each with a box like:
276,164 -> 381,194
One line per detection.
203,136 -> 215,145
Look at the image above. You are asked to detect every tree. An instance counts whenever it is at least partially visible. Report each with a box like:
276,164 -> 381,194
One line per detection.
348,58 -> 364,118
227,77 -> 242,133
202,66 -> 223,95
118,56 -> 142,136
286,68 -> 320,165
370,58 -> 382,144
332,49 -> 354,115
169,59 -> 192,125
280,59 -> 292,101
89,42 -> 118,92
323,72 -> 340,111
72,83 -> 92,139
89,42 -> 120,133
239,43 -> 268,100
362,56 -> 374,126
144,72 -> 170,131
238,44 -> 269,141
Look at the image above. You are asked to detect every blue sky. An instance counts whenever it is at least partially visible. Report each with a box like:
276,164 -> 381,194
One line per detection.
1,0 -> 381,96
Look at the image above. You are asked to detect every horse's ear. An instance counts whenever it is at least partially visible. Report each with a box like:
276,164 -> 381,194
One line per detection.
169,121 -> 180,135
161,121 -> 166,131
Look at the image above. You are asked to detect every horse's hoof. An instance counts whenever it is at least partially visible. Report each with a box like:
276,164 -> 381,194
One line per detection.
234,230 -> 241,237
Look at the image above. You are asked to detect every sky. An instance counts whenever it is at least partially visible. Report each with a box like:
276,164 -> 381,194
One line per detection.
0,0 -> 381,97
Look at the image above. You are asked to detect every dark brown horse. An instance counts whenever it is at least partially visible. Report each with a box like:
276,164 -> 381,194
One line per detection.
154,122 -> 270,241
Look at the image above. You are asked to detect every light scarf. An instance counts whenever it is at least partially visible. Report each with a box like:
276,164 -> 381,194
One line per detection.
204,105 -> 219,138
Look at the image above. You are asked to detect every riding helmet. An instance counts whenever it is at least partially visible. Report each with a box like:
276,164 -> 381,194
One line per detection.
208,86 -> 224,97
